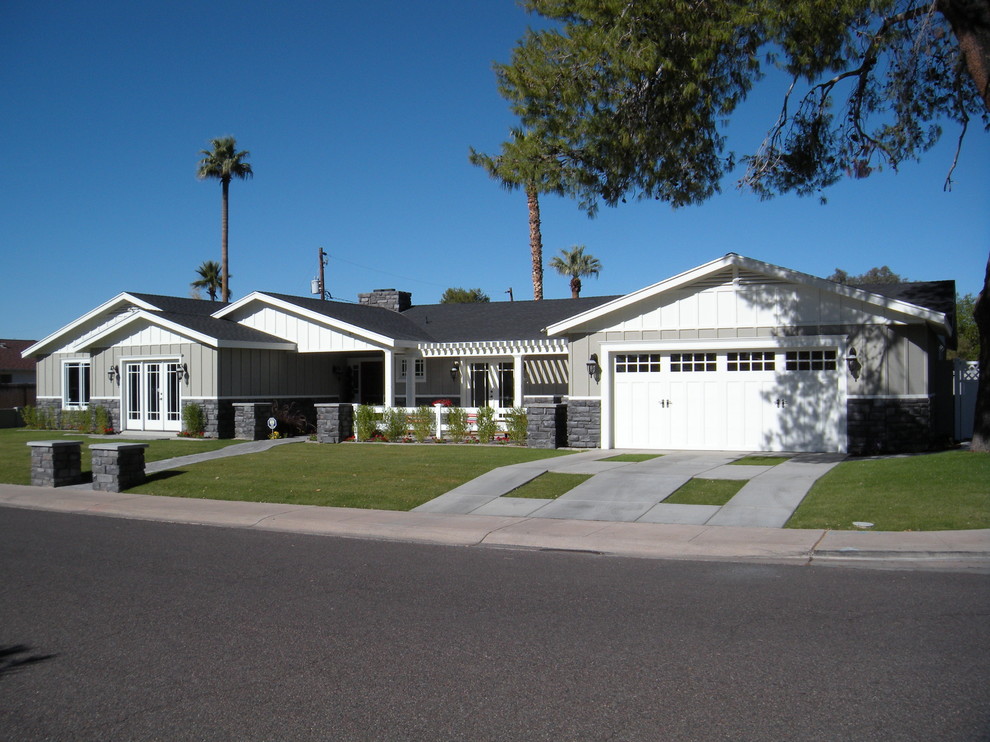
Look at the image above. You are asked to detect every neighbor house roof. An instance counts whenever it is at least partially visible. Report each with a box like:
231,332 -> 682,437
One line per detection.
1,340 -> 37,370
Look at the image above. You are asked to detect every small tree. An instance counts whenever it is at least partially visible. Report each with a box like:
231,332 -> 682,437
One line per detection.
549,245 -> 602,299
191,260 -> 227,301
504,407 -> 528,445
354,405 -> 379,441
382,407 -> 408,442
476,406 -> 498,443
440,287 -> 490,304
446,407 -> 469,443
410,406 -> 435,443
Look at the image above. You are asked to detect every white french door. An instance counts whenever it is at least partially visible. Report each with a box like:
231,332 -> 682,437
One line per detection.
124,361 -> 182,432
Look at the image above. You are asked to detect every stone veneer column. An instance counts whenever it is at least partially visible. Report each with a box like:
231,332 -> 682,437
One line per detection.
526,403 -> 567,449
90,442 -> 149,492
233,402 -> 273,440
566,398 -> 601,449
316,403 -> 354,443
846,397 -> 933,455
27,440 -> 82,487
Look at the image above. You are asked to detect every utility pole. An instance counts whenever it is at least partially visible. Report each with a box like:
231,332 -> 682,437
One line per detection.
312,247 -> 329,300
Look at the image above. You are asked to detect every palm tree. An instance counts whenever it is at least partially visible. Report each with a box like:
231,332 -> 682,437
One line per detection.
197,137 -> 253,302
550,245 -> 602,299
191,260 -> 227,301
469,128 -> 569,301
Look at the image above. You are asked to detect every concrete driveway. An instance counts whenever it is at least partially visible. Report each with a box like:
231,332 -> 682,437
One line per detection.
413,450 -> 845,528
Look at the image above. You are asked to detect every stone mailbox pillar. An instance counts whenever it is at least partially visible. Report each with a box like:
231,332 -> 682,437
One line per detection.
315,403 -> 354,443
90,442 -> 149,492
526,403 -> 567,449
27,440 -> 82,487
233,402 -> 273,440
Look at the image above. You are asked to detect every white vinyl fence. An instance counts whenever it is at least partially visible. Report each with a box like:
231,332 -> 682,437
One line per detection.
359,405 -> 512,440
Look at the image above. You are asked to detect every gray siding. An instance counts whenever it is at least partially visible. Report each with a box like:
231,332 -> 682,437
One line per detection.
218,348 -> 338,398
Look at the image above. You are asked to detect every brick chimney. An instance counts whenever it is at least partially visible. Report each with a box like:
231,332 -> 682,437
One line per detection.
358,288 -> 412,312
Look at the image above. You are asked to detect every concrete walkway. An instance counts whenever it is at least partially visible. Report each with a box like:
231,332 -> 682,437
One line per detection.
414,450 -> 844,529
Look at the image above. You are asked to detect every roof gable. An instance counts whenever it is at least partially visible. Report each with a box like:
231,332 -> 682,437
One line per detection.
546,254 -> 953,337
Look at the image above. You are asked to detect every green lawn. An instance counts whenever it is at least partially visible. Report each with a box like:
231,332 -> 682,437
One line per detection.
503,472 -> 592,499
129,443 -> 573,510
601,453 -> 662,463
664,478 -> 745,506
730,455 -> 791,466
0,429 -> 243,485
786,450 -> 990,531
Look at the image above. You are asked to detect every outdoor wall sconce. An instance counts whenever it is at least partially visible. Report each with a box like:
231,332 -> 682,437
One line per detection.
845,348 -> 861,380
450,360 -> 460,381
107,365 -> 119,383
586,353 -> 599,379
180,363 -> 189,383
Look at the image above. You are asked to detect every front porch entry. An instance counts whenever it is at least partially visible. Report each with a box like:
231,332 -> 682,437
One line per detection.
123,360 -> 183,432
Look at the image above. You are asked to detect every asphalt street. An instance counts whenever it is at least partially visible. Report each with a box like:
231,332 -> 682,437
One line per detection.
1,507 -> 988,741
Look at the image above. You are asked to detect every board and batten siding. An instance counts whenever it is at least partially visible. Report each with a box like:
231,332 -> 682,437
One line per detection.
563,276 -> 934,398
228,305 -> 385,353
34,343 -> 216,401
217,348 -> 336,398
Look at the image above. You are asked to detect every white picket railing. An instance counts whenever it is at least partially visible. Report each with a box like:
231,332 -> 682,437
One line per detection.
356,404 -> 512,440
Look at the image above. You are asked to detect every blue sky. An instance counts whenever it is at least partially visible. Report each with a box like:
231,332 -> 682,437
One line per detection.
3,0 -> 987,341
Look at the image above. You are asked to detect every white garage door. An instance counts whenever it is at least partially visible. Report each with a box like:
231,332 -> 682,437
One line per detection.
612,349 -> 842,452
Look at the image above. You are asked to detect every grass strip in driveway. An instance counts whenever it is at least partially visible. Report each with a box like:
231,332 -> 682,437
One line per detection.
129,443 -> 573,510
0,429 -> 243,486
664,478 -> 744,506
730,455 -> 791,466
601,453 -> 662,463
786,450 -> 990,531
503,472 -> 592,499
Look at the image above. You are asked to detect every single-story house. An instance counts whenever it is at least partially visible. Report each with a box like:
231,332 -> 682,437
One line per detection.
23,254 -> 956,453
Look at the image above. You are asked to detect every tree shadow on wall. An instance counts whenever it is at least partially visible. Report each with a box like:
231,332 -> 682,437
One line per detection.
738,282 -> 894,454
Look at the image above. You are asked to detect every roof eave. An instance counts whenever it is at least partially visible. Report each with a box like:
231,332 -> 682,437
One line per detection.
22,292 -> 162,357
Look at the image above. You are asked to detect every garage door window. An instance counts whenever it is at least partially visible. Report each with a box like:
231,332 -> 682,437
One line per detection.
727,351 -> 775,371
615,354 -> 661,373
670,353 -> 716,372
785,349 -> 837,371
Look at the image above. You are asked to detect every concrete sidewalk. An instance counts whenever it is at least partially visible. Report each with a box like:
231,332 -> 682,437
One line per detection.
1,483 -> 987,572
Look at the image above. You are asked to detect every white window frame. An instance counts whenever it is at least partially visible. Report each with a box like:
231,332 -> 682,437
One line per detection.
62,359 -> 91,409
398,358 -> 426,382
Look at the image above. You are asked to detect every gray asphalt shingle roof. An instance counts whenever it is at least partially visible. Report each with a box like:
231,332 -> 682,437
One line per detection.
400,295 -> 621,342
126,292 -> 291,345
260,293 -> 437,342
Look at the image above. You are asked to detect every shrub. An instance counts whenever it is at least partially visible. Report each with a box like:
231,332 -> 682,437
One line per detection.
410,405 -> 434,443
93,405 -> 111,435
382,407 -> 409,442
354,404 -> 379,441
476,406 -> 498,443
505,407 -> 528,445
21,405 -> 38,429
446,407 -> 469,443
271,400 -> 311,437
182,403 -> 205,435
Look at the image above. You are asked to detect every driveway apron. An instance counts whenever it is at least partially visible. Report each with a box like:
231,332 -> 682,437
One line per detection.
413,450 -> 842,528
